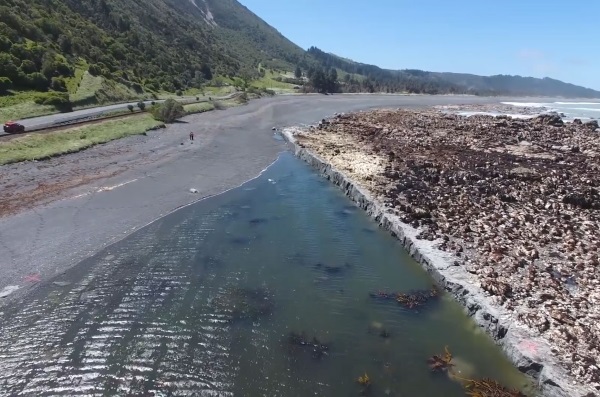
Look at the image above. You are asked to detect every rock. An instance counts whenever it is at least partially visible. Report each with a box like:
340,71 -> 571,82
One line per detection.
189,188 -> 198,194
584,120 -> 599,130
535,112 -> 564,126
288,107 -> 600,395
573,119 -> 583,125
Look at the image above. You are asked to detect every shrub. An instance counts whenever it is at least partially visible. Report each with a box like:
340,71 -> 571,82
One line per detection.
50,77 -> 67,92
34,92 -> 72,112
175,89 -> 183,96
26,72 -> 49,91
88,64 -> 102,76
0,76 -> 12,93
127,104 -> 134,112
137,101 -> 146,111
151,99 -> 185,123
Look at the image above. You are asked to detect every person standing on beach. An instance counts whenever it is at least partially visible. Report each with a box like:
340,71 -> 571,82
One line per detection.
189,131 -> 194,141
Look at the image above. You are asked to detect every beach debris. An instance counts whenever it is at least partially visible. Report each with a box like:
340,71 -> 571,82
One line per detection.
189,188 -> 198,194
428,346 -> 454,372
463,378 -> 526,397
52,281 -> 71,287
287,331 -> 330,359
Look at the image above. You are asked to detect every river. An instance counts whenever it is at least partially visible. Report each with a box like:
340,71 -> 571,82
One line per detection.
0,153 -> 534,396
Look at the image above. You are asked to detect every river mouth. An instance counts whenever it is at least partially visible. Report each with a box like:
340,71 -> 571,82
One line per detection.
0,152 -> 534,396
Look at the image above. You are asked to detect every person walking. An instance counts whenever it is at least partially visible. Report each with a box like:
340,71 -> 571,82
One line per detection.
189,131 -> 194,141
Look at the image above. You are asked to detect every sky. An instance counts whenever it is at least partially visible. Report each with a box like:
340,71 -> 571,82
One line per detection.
239,0 -> 600,90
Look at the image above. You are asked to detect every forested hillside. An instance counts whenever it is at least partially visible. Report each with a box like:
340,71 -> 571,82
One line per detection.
0,0 -> 309,97
306,47 -> 600,97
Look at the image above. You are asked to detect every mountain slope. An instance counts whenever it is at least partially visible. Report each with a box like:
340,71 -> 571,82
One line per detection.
307,47 -> 600,97
0,0 -> 307,99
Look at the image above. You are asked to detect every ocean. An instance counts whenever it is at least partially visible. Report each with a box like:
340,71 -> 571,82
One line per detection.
501,100 -> 600,122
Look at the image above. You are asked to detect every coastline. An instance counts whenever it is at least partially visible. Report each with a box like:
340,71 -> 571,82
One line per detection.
282,126 -> 595,397
0,95 -> 507,306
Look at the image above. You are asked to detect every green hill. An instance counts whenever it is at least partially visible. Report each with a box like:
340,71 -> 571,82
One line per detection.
0,0 -> 311,119
1,0 -> 598,121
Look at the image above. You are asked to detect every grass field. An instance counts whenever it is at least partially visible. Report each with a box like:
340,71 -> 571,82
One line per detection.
183,102 -> 215,114
0,101 -> 57,122
0,115 -> 163,165
70,72 -> 104,105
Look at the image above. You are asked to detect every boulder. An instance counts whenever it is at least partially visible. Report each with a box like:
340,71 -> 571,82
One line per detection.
534,112 -> 564,127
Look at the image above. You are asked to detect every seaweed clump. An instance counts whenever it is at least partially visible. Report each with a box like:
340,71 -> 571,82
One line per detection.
369,287 -> 440,309
464,378 -> 526,397
356,372 -> 372,395
211,287 -> 273,322
427,346 -> 454,372
287,331 -> 330,359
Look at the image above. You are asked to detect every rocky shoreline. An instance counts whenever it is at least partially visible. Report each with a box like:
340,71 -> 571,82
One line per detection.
282,109 -> 600,397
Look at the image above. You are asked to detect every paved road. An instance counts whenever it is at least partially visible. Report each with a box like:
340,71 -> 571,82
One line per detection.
1,94 -> 235,135
0,94 -> 512,303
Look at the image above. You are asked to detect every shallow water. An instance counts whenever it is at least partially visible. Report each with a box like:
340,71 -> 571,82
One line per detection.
0,153 -> 534,396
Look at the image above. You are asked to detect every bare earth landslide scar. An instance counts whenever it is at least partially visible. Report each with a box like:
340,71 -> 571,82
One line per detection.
283,109 -> 600,397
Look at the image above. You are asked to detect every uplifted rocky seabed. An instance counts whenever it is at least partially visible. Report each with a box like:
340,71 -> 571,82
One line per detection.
293,109 -> 600,392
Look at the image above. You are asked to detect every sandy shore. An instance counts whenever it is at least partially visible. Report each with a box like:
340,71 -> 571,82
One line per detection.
284,109 -> 600,397
0,94 -> 517,305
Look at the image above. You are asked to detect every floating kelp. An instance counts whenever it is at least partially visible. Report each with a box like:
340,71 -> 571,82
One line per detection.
367,322 -> 391,338
428,346 -> 454,372
314,262 -> 350,275
211,287 -> 273,322
356,372 -> 372,395
463,378 -> 526,397
287,331 -> 330,359
357,372 -> 371,386
249,218 -> 269,225
369,287 -> 440,309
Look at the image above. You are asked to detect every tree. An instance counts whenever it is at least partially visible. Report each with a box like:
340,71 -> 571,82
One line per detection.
200,64 -> 212,80
20,59 -> 37,74
26,72 -> 49,91
50,77 -> 67,92
137,101 -> 146,111
0,77 -> 12,93
127,104 -> 134,112
294,66 -> 302,78
88,64 -> 102,76
151,99 -> 185,123
0,53 -> 19,81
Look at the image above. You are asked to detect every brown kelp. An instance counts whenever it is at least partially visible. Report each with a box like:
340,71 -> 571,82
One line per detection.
427,346 -> 454,372
369,287 -> 440,309
287,331 -> 330,359
211,287 -> 274,322
464,378 -> 526,397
